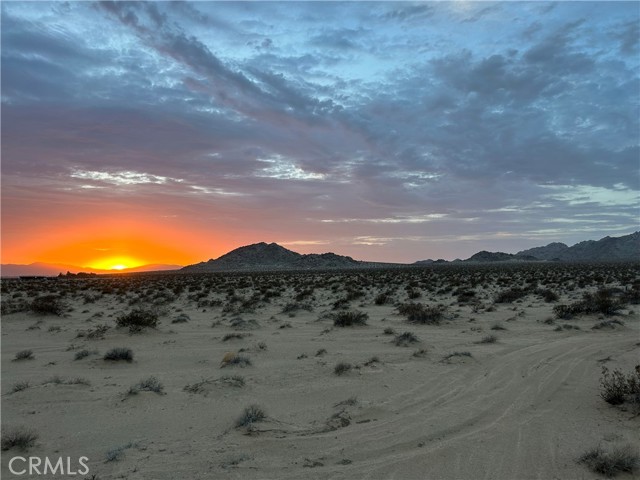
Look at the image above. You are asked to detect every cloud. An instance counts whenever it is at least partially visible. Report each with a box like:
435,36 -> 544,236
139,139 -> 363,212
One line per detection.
2,1 -> 638,263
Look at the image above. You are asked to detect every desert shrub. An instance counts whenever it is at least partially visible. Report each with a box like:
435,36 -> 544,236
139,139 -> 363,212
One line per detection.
494,287 -> 528,303
553,304 -> 579,319
42,376 -> 90,386
223,333 -> 246,341
230,317 -> 260,330
579,444 -> 639,477
364,356 -> 380,366
454,289 -> 476,303
413,349 -> 428,358
11,381 -> 30,393
235,404 -> 266,427
14,349 -> 34,361
555,289 -> 624,319
592,319 -> 625,330
1,427 -> 38,451
621,285 -> 640,304
116,308 -> 159,332
106,442 -> 134,462
599,366 -> 640,406
79,324 -> 110,340
442,351 -> 472,362
282,302 -> 313,313
30,295 -> 65,316
74,349 -> 91,360
334,396 -> 358,407
333,310 -> 368,327
383,327 -> 396,335
334,362 -> 352,375
218,375 -> 245,388
315,348 -> 327,356
490,323 -> 507,331
221,354 -> 252,368
129,376 -> 164,395
104,347 -> 134,362
394,331 -> 419,346
374,293 -> 390,305
477,334 -> 498,344
536,288 -> 559,303
583,289 -> 624,316
171,314 -> 190,323
1,299 -> 29,315
554,324 -> 581,331
397,303 -> 444,325
407,288 -> 421,299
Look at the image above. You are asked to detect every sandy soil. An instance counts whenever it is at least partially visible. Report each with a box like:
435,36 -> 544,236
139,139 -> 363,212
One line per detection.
1,265 -> 639,479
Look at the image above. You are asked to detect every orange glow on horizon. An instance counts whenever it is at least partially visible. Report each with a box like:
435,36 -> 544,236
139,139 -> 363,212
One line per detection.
87,257 -> 144,271
2,215 -> 239,268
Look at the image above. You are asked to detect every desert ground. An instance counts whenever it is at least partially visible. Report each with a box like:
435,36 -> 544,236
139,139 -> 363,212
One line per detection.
1,263 -> 639,479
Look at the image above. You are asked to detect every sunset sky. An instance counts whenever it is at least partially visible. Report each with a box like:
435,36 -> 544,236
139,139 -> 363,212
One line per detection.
2,1 -> 639,268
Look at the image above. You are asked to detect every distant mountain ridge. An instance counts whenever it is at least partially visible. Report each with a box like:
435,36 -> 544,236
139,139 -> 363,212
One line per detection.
460,232 -> 639,263
3,232 -> 637,277
181,242 -> 376,272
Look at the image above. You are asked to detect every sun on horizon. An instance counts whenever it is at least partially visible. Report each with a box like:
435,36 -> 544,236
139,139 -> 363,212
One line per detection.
87,257 -> 144,271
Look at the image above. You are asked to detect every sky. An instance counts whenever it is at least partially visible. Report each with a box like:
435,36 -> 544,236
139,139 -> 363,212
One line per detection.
1,1 -> 639,268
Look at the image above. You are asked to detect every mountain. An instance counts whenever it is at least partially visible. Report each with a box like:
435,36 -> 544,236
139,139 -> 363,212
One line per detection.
516,242 -> 569,261
517,232 -> 639,262
462,232 -> 639,263
1,262 -> 181,277
181,242 -> 381,272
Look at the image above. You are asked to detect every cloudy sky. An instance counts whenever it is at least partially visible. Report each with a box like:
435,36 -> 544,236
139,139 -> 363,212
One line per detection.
2,1 -> 638,268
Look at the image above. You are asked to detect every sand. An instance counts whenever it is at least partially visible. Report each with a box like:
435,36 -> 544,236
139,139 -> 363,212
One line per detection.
1,264 -> 639,479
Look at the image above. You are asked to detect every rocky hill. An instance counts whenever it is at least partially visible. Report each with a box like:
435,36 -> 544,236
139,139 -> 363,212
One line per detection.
181,242 -> 375,272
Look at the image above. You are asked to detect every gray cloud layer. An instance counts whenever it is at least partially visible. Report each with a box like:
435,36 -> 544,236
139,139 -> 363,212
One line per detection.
2,1 -> 638,261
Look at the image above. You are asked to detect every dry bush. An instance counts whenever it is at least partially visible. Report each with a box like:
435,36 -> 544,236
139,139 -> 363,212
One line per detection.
334,362 -> 352,375
394,331 -> 419,346
494,287 -> 529,304
1,427 -> 38,451
128,376 -> 164,395
14,349 -> 34,361
235,405 -> 266,427
30,295 -> 66,316
599,366 -> 640,406
397,303 -> 444,325
104,347 -> 134,362
116,308 -> 159,332
579,444 -> 639,477
333,310 -> 368,327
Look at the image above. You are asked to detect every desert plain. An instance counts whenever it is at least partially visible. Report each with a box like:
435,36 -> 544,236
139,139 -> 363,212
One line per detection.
1,262 -> 639,479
